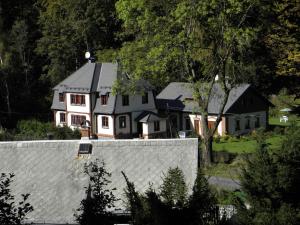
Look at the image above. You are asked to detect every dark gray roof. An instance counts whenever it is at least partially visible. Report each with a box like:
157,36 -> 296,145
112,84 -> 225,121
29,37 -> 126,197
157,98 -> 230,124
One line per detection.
97,63 -> 118,94
156,82 -> 251,114
51,90 -> 66,110
93,94 -> 116,114
53,63 -> 97,93
135,111 -> 166,123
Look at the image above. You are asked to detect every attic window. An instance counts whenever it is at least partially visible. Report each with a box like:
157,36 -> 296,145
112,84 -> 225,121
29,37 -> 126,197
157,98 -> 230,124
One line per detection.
59,93 -> 64,102
101,95 -> 108,105
78,143 -> 92,154
142,93 -> 148,104
71,94 -> 86,105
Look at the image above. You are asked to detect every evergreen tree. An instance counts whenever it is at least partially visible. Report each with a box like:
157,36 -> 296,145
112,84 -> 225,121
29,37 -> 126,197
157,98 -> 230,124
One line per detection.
160,167 -> 187,207
0,173 -> 33,225
75,159 -> 117,225
236,125 -> 300,225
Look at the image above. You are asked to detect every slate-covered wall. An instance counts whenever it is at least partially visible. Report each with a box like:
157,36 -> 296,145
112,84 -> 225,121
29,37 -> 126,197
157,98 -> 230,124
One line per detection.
0,138 -> 198,224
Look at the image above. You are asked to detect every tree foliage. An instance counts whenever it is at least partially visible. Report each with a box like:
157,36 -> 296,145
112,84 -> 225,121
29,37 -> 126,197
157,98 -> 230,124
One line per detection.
160,167 -> 187,207
75,159 -> 117,225
116,0 -> 262,166
37,0 -> 122,86
236,125 -> 300,225
0,173 -> 34,225
122,168 -> 222,225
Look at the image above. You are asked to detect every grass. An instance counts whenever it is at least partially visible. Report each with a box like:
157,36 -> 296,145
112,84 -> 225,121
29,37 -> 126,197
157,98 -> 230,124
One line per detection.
204,162 -> 243,180
213,135 -> 283,154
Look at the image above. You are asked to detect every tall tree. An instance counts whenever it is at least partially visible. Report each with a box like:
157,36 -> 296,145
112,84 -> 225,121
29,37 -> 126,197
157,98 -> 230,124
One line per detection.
37,0 -> 122,86
116,0 -> 261,166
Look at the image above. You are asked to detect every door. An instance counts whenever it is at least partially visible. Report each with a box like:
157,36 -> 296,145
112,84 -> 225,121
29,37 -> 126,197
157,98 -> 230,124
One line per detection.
194,119 -> 200,135
137,122 -> 143,137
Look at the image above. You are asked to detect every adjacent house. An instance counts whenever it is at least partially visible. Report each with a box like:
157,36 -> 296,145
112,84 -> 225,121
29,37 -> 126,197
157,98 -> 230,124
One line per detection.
51,63 -> 272,138
51,62 -> 167,139
156,82 -> 272,136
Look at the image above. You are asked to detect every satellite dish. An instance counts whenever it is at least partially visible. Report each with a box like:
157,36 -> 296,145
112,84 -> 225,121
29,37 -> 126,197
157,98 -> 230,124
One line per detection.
85,51 -> 91,59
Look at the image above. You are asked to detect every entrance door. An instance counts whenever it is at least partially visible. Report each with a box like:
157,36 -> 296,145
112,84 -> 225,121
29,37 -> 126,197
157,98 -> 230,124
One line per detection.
194,119 -> 200,135
137,122 -> 143,138
208,121 -> 215,131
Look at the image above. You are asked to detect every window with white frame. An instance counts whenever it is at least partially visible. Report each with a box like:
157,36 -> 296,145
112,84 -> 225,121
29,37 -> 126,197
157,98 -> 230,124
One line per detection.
122,95 -> 129,106
102,116 -> 109,129
119,116 -> 126,128
70,94 -> 86,105
71,115 -> 86,125
245,117 -> 250,129
60,113 -> 66,123
255,117 -> 260,128
154,121 -> 160,132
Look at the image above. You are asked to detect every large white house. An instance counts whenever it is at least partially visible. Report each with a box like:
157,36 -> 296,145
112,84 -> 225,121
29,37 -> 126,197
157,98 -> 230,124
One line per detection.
51,63 -> 272,138
156,82 -> 272,136
51,63 -> 167,138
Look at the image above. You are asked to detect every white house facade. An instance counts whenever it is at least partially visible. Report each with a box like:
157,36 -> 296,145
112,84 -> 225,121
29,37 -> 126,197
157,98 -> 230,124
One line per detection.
51,62 -> 167,139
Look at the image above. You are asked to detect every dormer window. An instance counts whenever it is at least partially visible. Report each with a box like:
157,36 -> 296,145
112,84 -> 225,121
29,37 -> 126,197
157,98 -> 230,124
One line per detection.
71,94 -> 85,105
122,95 -> 129,106
101,95 -> 108,105
59,93 -> 64,102
142,93 -> 148,104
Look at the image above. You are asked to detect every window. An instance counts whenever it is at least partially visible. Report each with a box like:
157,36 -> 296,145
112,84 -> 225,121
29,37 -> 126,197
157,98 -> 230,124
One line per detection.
142,92 -> 148,104
59,93 -> 64,102
102,116 -> 109,128
71,115 -> 86,125
245,118 -> 250,129
154,121 -> 160,132
60,113 -> 66,123
185,117 -> 191,130
119,116 -> 126,128
122,95 -> 129,106
255,117 -> 260,128
70,94 -> 85,105
101,95 -> 108,105
235,119 -> 240,131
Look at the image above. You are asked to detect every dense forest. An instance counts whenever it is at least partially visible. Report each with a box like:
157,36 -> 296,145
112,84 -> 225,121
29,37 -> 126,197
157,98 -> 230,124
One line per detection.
0,0 -> 299,128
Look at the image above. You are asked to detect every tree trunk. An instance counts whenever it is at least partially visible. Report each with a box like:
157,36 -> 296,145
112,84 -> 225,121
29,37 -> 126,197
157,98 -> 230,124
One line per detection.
4,80 -> 11,117
200,113 -> 213,167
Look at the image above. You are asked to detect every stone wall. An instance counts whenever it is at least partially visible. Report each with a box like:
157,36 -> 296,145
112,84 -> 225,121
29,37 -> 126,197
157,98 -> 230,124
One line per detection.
0,138 -> 198,224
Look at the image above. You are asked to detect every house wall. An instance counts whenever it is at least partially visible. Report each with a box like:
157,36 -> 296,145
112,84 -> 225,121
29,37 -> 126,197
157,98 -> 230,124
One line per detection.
97,115 -> 114,137
143,120 -> 167,136
114,91 -> 156,114
115,114 -> 131,135
66,93 -> 91,114
226,111 -> 267,135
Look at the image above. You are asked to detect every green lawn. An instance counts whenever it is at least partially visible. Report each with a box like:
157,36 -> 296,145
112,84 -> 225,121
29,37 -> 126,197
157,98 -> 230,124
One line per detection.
213,135 -> 284,154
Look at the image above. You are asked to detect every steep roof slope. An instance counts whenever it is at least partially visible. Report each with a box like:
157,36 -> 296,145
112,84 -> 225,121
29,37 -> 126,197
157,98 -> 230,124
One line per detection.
156,82 -> 251,114
53,63 -> 97,93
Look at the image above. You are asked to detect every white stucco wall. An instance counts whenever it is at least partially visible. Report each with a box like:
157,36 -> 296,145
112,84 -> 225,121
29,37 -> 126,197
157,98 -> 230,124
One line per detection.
97,115 -> 114,136
189,114 -> 224,136
115,114 -> 131,135
143,120 -> 167,136
227,111 -> 267,135
114,91 -> 156,114
66,93 -> 91,113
